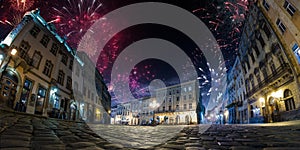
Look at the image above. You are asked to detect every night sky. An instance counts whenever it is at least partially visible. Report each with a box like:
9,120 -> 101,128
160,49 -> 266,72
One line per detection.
0,0 -> 251,109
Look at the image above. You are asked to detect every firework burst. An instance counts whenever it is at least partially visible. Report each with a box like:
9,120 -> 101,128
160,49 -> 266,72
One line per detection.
51,0 -> 103,49
10,0 -> 35,12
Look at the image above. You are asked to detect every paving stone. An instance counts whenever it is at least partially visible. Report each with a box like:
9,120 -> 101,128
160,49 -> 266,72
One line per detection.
161,144 -> 185,150
185,147 -> 206,150
68,142 -> 96,148
0,139 -> 30,148
103,143 -> 124,149
230,146 -> 258,150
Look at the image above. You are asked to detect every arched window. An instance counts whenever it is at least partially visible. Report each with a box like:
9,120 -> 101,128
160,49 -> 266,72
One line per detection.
284,89 -> 295,111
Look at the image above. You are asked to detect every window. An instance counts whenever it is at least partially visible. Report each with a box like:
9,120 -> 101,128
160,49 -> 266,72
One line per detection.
263,0 -> 270,11
169,97 -> 171,102
50,43 -> 58,56
184,95 -> 186,100
262,22 -> 272,38
30,25 -> 41,38
189,94 -> 192,99
269,60 -> 276,74
176,105 -> 179,110
255,71 -> 261,84
176,96 -> 179,101
262,67 -> 268,80
284,0 -> 296,16
32,51 -> 42,69
284,89 -> 295,111
277,52 -> 286,65
42,60 -> 53,77
40,34 -> 50,47
292,43 -> 300,64
66,76 -> 72,90
61,53 -> 68,65
250,75 -> 254,88
169,105 -> 171,111
20,79 -> 33,106
276,19 -> 286,33
163,106 -> 165,111
189,103 -> 192,109
19,40 -> 31,58
257,32 -> 265,48
184,104 -> 187,110
36,86 -> 47,113
69,59 -> 73,70
57,70 -> 65,85
188,86 -> 192,91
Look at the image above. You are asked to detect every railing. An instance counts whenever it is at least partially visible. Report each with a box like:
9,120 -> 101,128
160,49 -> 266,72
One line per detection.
246,63 -> 291,98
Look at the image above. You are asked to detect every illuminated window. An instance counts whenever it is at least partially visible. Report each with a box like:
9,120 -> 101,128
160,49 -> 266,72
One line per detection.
292,43 -> 300,64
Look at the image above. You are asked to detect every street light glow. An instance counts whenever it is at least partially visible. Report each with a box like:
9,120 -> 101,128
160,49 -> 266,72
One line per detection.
11,48 -> 17,56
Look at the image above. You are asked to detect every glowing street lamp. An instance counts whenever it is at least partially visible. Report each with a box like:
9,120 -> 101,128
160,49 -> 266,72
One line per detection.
0,48 -> 17,81
150,99 -> 159,125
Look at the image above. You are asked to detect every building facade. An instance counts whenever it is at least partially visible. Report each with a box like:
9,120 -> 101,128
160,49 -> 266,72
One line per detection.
257,0 -> 300,121
0,9 -> 111,122
113,80 -> 200,125
226,57 -> 247,124
72,51 -> 111,124
225,1 -> 300,124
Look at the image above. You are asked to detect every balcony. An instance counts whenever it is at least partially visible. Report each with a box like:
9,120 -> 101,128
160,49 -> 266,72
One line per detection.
246,63 -> 291,98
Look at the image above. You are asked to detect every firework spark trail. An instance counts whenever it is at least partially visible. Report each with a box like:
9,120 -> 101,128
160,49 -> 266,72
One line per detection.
10,0 -> 35,12
51,0 -> 103,50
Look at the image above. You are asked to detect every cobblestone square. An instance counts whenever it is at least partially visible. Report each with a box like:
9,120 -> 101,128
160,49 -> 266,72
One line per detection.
1,110 -> 300,149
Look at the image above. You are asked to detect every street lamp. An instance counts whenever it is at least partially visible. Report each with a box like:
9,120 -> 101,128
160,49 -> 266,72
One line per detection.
0,48 -> 17,81
149,99 -> 159,125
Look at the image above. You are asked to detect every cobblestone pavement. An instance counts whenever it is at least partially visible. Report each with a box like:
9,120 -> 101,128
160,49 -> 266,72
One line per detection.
89,124 -> 210,149
153,121 -> 300,150
1,109 -> 300,150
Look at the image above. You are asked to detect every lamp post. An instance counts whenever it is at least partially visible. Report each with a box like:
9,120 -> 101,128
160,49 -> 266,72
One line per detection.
149,99 -> 159,125
0,48 -> 17,80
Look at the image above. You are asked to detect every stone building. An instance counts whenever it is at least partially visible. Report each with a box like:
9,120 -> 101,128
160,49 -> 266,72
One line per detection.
226,57 -> 247,124
0,9 -> 111,122
114,80 -> 200,125
235,1 -> 300,123
257,0 -> 300,121
72,51 -> 111,124
0,9 -> 77,116
154,80 -> 199,125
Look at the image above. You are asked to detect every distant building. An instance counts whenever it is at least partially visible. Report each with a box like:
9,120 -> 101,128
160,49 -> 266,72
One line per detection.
114,80 -> 200,125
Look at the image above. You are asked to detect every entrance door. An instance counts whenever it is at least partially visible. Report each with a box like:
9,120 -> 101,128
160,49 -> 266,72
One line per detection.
0,70 -> 18,108
35,86 -> 46,115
